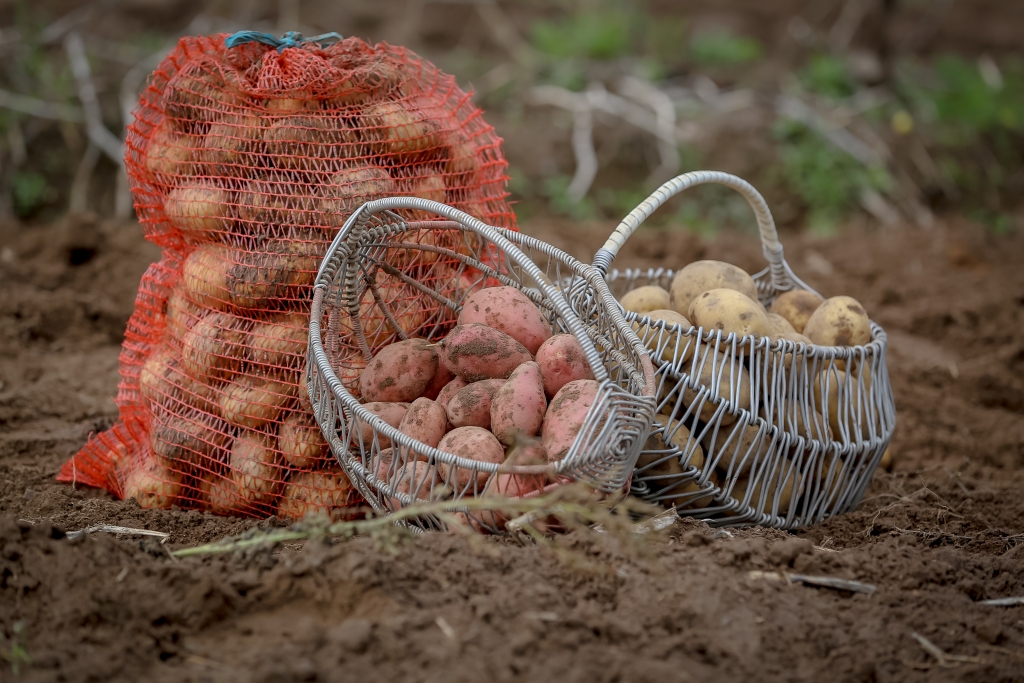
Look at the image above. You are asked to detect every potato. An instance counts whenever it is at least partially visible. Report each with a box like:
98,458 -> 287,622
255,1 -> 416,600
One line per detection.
150,406 -> 231,467
279,410 -> 329,468
421,361 -> 454,401
182,245 -> 231,311
813,367 -> 877,438
219,376 -> 293,430
263,116 -> 345,171
388,461 -> 440,507
263,98 -> 320,115
357,274 -> 430,349
688,289 -> 769,339
666,473 -> 718,510
619,285 -> 671,315
879,446 -> 893,471
200,113 -> 263,174
803,296 -> 871,348
437,426 -> 505,492
164,180 -> 231,239
140,346 -> 219,417
165,286 -> 203,340
277,469 -> 354,521
770,330 -> 813,372
541,379 -> 600,461
319,166 -> 396,225
445,379 -> 506,429
731,464 -> 801,515
457,286 -> 552,355
225,241 -> 318,310
235,175 -> 316,229
122,459 -> 183,509
180,311 -> 248,381
437,323 -> 533,382
637,414 -> 705,477
249,313 -> 307,370
350,401 -> 410,450
669,261 -> 758,317
399,398 -> 448,449
703,421 -> 769,478
435,376 -> 468,410
199,473 -> 248,516
783,404 -> 833,442
769,290 -> 824,334
145,122 -> 197,183
764,313 -> 796,337
366,101 -> 441,159
535,334 -> 595,398
228,429 -> 284,511
632,310 -> 695,365
680,350 -> 752,425
490,362 -> 546,445
359,338 -> 438,402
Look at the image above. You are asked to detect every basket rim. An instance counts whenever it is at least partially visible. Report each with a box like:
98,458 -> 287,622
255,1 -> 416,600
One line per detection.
307,197 -> 657,492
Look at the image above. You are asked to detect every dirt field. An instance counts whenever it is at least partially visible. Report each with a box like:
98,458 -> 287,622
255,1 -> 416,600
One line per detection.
1,212 -> 1022,683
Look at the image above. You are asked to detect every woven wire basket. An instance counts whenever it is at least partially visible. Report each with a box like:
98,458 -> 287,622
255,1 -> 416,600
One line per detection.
307,197 -> 657,532
591,171 -> 896,528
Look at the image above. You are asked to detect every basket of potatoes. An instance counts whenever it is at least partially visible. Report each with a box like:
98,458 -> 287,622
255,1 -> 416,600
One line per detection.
307,197 -> 657,532
592,171 -> 895,528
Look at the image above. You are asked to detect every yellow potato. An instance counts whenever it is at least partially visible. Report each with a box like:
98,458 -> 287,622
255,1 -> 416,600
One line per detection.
678,350 -> 752,425
219,376 -> 294,430
770,330 -> 813,372
731,464 -> 801,515
879,446 -> 893,470
636,414 -> 705,479
670,471 -> 718,509
803,296 -> 871,347
702,421 -> 769,477
769,290 -> 824,333
632,309 -> 694,364
764,313 -> 796,337
122,459 -> 183,509
782,404 -> 833,442
813,367 -> 877,439
669,260 -> 758,317
688,288 -> 769,339
619,285 -> 671,315
182,245 -> 231,311
180,311 -> 248,382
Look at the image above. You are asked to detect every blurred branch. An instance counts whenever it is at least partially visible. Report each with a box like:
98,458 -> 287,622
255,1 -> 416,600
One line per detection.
617,76 -> 681,183
69,143 -> 101,213
0,89 -> 83,122
828,0 -> 868,52
64,32 -> 124,164
41,0 -> 119,45
775,94 -> 881,166
528,85 -> 596,201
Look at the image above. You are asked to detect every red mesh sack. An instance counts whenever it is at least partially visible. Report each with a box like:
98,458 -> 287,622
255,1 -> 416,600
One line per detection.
57,32 -> 517,520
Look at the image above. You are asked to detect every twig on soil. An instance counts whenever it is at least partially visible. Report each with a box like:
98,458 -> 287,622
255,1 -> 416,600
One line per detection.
66,524 -> 171,541
910,631 -> 983,667
747,570 -> 876,594
979,596 -> 1024,607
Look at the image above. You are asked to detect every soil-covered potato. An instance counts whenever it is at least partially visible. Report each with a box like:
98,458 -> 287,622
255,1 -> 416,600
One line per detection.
669,261 -> 758,317
350,401 -> 411,450
387,460 -> 440,508
219,376 -> 294,430
122,459 -> 183,509
421,361 -> 454,402
319,166 -> 396,224
764,313 -> 797,337
535,334 -> 595,398
632,309 -> 694,364
227,429 -> 283,511
182,245 -> 232,311
225,241 -> 319,310
541,379 -> 600,461
140,346 -> 220,417
490,361 -> 546,445
445,379 -> 506,430
437,426 -> 504,492
180,311 -> 248,382
234,175 -> 319,230
702,421 -> 769,478
277,470 -> 353,521
162,58 -> 249,133
679,350 -> 752,425
150,406 -> 231,468
636,415 -> 705,488
357,274 -> 430,349
165,180 -> 232,240
803,296 -> 872,348
435,377 -> 469,410
769,290 -> 824,334
457,286 -> 553,355
399,397 -> 448,449
688,289 -> 769,339
200,113 -> 263,175
359,339 -> 438,403
165,286 -> 204,340
248,313 -> 307,370
730,464 -> 801,516
365,101 -> 441,159
146,122 -> 198,184
619,285 -> 671,315
262,116 -> 346,171
279,410 -> 328,468
437,323 -> 533,383
813,367 -> 877,438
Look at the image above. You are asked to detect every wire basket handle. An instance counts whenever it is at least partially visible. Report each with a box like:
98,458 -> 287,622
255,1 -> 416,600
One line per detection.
592,171 -> 787,292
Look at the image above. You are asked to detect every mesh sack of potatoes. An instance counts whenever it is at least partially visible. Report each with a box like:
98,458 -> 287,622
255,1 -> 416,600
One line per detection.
593,172 -> 896,529
56,31 -> 517,520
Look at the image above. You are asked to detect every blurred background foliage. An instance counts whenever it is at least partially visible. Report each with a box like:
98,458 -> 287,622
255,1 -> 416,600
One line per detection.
0,0 -> 1020,235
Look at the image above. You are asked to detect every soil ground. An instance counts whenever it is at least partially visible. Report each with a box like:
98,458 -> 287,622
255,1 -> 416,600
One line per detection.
2,213 -> 1023,683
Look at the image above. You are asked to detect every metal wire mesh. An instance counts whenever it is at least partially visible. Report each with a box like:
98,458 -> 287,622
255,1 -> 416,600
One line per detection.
593,171 -> 896,528
307,197 -> 657,532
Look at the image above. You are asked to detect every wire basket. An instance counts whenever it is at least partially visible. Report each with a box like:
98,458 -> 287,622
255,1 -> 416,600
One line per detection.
591,171 -> 896,528
307,197 -> 657,532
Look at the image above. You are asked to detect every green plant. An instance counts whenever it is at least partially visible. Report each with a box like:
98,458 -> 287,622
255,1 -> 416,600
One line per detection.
773,119 -> 891,233
11,171 -> 54,219
689,29 -> 761,67
543,175 -> 596,220
1,621 -> 31,675
800,54 -> 855,99
530,10 -> 634,61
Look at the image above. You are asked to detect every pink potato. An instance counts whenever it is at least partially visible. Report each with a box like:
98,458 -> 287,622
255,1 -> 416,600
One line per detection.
436,426 -> 505,492
541,379 -> 600,461
435,376 -> 469,409
437,323 -> 533,382
490,361 -> 547,445
388,460 -> 440,508
445,379 -> 506,429
350,402 -> 410,450
457,286 -> 552,354
535,334 -> 595,398
359,338 -> 438,402
420,360 -> 454,401
399,398 -> 448,449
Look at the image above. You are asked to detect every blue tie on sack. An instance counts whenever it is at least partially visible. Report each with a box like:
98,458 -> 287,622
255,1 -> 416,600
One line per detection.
225,31 -> 344,52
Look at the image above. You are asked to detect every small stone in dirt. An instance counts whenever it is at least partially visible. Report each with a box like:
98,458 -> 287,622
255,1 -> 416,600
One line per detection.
328,618 -> 372,653
769,537 -> 813,567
